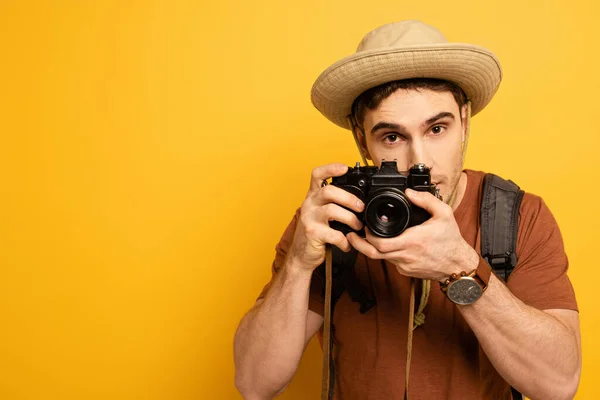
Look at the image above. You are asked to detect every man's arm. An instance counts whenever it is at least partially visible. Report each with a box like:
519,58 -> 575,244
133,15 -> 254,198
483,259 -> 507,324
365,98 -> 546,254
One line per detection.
234,261 -> 324,399
234,163 -> 364,399
458,264 -> 581,400
347,188 -> 581,400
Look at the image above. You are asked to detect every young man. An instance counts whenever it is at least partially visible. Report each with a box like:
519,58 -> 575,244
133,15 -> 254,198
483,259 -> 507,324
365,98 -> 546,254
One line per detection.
234,20 -> 581,400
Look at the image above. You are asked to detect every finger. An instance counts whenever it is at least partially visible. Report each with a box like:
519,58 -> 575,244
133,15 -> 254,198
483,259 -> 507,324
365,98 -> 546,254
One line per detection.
364,228 -> 410,253
405,188 -> 450,217
309,164 -> 349,192
347,232 -> 385,259
322,203 -> 363,231
348,232 -> 411,262
317,184 -> 364,213
319,226 -> 352,252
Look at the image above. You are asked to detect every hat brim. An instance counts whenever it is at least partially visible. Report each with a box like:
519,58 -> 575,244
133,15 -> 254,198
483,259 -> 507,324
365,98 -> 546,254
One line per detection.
311,43 -> 502,129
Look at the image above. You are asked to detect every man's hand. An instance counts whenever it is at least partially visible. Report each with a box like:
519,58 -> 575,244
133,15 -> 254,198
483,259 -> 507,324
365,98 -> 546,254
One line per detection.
287,163 -> 365,272
347,188 -> 478,282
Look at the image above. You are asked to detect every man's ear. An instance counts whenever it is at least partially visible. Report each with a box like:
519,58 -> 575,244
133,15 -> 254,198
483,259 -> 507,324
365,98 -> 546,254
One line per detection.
460,104 -> 468,143
357,130 -> 372,161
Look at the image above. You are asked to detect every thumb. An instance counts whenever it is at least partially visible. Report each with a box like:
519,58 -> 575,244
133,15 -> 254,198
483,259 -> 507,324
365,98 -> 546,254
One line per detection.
405,188 -> 447,217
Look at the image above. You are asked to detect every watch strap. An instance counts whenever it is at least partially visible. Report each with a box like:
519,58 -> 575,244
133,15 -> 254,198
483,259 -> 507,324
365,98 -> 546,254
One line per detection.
474,255 -> 492,290
440,255 -> 492,294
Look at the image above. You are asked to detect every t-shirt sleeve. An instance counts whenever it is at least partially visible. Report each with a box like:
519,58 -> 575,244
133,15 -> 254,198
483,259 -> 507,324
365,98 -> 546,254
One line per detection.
506,193 -> 578,311
256,209 -> 325,317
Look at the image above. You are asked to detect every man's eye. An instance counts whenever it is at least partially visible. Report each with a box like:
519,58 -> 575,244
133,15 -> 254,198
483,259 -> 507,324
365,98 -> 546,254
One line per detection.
385,134 -> 398,142
431,126 -> 445,135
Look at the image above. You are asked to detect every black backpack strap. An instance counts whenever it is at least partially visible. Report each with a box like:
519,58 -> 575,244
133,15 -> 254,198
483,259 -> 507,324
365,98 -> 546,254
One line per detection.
480,173 -> 525,400
480,173 -> 524,282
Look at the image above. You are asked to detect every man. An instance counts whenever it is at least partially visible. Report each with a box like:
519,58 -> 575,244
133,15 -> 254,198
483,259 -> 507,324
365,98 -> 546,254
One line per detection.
233,20 -> 581,400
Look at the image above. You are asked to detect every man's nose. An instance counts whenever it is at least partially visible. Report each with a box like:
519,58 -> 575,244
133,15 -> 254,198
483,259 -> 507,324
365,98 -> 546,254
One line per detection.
407,139 -> 430,169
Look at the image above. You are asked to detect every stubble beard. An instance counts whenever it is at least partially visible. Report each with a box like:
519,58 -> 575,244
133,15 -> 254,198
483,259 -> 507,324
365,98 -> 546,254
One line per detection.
439,159 -> 464,206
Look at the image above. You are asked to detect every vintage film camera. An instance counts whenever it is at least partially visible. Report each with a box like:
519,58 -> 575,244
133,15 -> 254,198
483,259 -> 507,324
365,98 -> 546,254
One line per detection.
330,161 -> 441,238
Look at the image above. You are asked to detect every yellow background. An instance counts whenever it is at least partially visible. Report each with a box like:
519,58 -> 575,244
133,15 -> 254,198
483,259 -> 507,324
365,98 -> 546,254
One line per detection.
0,1 -> 598,399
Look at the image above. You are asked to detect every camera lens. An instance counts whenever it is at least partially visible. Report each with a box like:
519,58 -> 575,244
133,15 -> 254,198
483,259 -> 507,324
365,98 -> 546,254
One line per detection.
365,190 -> 411,238
376,203 -> 397,223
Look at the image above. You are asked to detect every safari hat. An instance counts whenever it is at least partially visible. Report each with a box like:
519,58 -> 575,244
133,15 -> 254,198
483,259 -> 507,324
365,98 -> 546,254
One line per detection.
311,20 -> 502,129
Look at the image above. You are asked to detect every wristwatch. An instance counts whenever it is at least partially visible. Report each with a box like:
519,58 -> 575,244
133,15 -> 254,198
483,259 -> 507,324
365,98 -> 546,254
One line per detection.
440,258 -> 492,305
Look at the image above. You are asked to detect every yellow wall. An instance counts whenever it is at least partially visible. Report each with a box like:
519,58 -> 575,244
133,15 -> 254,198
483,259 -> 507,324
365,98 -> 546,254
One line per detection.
0,1 -> 598,399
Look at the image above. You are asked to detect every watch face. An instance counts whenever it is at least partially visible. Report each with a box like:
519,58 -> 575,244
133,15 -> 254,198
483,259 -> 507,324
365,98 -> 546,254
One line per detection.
447,278 -> 483,305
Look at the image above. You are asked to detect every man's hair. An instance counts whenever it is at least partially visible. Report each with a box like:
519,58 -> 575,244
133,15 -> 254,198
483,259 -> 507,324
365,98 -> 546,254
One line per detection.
350,78 -> 468,130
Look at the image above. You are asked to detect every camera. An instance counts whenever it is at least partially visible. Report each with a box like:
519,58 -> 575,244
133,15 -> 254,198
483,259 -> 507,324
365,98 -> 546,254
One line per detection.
330,161 -> 441,238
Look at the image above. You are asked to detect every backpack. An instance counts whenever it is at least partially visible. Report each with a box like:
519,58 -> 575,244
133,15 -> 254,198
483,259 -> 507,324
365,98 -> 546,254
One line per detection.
317,172 -> 525,400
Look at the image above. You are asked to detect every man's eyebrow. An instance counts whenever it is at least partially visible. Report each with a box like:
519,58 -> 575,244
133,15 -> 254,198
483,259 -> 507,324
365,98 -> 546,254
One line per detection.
370,122 -> 407,135
423,111 -> 455,127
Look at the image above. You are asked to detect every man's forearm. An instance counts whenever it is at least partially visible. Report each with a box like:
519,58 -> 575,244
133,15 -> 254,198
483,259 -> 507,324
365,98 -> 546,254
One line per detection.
234,260 -> 314,399
458,273 -> 581,400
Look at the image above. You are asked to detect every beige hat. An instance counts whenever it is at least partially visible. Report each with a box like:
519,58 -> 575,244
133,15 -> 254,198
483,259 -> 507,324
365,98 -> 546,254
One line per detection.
311,20 -> 502,130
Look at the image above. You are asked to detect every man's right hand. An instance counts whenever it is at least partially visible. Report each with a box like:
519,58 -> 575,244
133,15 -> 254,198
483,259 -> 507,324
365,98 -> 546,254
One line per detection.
286,163 -> 365,271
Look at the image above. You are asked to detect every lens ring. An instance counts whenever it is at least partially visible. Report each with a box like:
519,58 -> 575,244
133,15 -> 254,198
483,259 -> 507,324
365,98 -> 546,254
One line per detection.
365,190 -> 411,238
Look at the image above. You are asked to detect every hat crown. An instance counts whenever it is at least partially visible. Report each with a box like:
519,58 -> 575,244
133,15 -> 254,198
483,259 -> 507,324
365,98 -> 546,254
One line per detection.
356,20 -> 448,52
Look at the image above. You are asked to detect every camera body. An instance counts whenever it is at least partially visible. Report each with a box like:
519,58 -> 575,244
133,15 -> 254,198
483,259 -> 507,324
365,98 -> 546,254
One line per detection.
330,161 -> 440,238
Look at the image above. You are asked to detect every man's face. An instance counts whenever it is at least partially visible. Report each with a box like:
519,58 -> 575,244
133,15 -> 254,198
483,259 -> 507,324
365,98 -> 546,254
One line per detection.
358,88 -> 467,204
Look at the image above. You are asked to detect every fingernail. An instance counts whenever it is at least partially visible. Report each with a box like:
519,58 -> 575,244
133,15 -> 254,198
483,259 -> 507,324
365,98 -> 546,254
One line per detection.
357,200 -> 364,209
406,188 -> 416,197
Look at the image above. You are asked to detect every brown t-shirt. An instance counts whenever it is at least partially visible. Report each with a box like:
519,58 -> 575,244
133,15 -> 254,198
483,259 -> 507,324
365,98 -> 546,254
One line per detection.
258,169 -> 577,399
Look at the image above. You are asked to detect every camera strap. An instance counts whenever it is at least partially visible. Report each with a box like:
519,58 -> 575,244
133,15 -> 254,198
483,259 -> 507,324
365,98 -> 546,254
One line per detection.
404,277 -> 416,400
321,244 -> 334,400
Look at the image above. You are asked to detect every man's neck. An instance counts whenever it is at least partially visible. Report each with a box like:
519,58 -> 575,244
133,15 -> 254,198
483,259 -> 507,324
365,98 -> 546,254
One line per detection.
450,171 -> 468,212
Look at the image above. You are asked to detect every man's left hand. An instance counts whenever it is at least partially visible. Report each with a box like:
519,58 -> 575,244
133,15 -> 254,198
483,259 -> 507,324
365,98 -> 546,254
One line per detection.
346,188 -> 479,282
